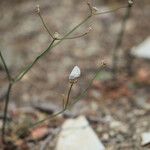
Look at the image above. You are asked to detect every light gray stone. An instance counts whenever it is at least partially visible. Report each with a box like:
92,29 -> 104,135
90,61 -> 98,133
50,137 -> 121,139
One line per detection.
131,37 -> 150,59
141,132 -> 150,146
56,116 -> 105,150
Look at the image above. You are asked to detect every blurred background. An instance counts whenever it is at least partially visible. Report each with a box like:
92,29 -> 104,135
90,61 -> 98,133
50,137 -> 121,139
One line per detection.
0,0 -> 150,149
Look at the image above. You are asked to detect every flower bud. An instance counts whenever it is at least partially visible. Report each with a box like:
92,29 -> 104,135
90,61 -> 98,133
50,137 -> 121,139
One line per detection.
53,32 -> 61,39
69,66 -> 81,82
36,4 -> 40,14
128,0 -> 133,7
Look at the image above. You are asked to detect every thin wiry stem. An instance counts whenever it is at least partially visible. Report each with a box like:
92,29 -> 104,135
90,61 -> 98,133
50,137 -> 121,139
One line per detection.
27,82 -> 74,129
0,51 -> 12,143
38,12 -> 54,39
38,11 -> 90,41
18,83 -> 74,136
51,5 -> 129,47
17,109 -> 65,137
0,51 -> 11,81
37,4 -> 91,41
51,15 -> 92,47
112,2 -> 133,79
58,32 -> 89,40
69,70 -> 101,108
1,83 -> 12,143
87,2 -> 93,15
94,5 -> 128,16
14,39 -> 56,82
64,82 -> 74,109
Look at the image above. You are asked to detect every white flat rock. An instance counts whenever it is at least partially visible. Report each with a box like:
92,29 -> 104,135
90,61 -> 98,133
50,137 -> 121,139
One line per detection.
131,37 -> 150,59
55,116 -> 105,150
141,132 -> 150,146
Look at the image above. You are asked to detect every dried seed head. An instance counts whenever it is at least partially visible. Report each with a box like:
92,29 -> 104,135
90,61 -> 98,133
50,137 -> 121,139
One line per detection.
36,4 -> 40,14
100,60 -> 107,67
53,32 -> 61,39
69,66 -> 81,82
92,7 -> 99,14
128,0 -> 133,7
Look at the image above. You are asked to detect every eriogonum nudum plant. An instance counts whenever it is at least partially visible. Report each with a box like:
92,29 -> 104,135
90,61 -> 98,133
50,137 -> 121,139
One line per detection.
1,0 -> 131,142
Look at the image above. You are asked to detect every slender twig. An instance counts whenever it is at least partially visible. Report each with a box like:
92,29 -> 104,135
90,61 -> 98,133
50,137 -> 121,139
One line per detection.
0,51 -> 12,143
1,83 -> 12,143
64,82 -> 74,109
38,12 -> 54,39
14,39 -> 56,82
38,5 -> 128,42
53,6 -> 129,45
51,15 -> 92,47
0,51 -> 11,81
112,1 -> 133,79
57,31 -> 89,40
16,81 -> 74,137
38,9 -> 90,41
29,83 -> 74,128
87,1 -> 93,15
94,5 -> 128,16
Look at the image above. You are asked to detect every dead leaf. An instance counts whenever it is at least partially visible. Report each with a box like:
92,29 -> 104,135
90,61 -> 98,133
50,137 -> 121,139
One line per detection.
30,126 -> 49,141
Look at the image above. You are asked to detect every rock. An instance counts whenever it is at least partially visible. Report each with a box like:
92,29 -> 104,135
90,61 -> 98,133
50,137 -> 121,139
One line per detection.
110,120 -> 123,129
56,116 -> 105,150
110,120 -> 128,133
89,90 -> 101,100
131,37 -> 150,59
141,132 -> 150,146
135,96 -> 150,110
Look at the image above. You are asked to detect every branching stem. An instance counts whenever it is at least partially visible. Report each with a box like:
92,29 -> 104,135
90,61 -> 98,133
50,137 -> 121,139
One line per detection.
1,83 -> 12,143
38,12 -> 54,39
0,51 -> 11,81
64,82 -> 74,110
94,5 -> 128,16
